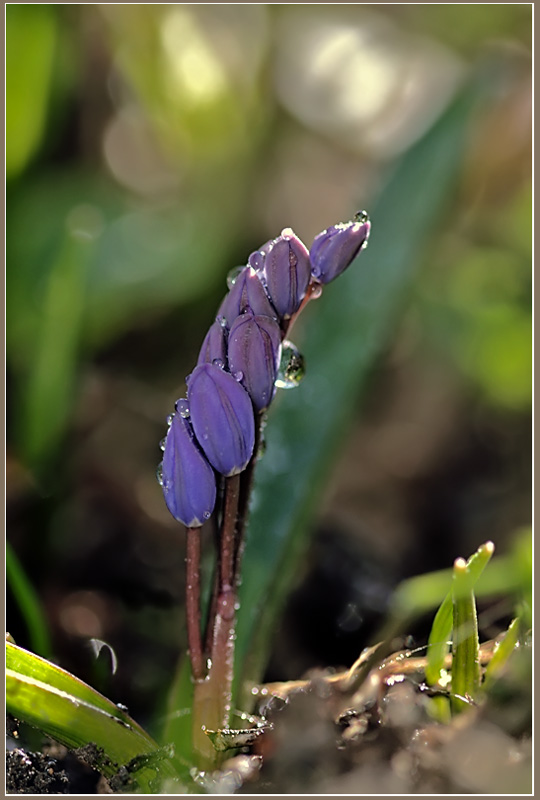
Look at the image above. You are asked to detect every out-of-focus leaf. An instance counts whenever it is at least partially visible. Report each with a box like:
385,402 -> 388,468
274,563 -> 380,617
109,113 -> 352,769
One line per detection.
18,219 -> 92,469
234,75 -> 487,707
6,642 -> 185,791
450,558 -> 480,713
6,543 -> 52,658
6,5 -> 57,179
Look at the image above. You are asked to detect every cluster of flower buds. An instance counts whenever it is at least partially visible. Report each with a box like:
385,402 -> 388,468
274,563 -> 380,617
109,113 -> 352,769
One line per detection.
159,212 -> 371,527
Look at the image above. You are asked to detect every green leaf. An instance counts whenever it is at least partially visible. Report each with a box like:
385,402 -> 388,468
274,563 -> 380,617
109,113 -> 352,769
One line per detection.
425,541 -> 494,687
6,543 -> 52,658
16,219 -> 92,469
6,5 -> 57,179
450,558 -> 480,713
482,616 -> 520,690
234,74 -> 486,706
6,641 -> 185,792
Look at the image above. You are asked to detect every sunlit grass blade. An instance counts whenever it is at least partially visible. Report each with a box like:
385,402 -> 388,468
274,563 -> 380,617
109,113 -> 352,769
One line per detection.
6,642 -> 185,791
6,542 -> 52,657
450,558 -> 480,713
482,616 -> 520,690
425,541 -> 494,687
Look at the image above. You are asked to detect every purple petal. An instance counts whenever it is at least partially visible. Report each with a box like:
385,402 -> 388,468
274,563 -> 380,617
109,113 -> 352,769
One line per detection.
228,312 -> 282,412
262,228 -> 311,318
217,266 -> 277,327
309,216 -> 371,284
197,320 -> 228,367
188,363 -> 255,476
161,412 -> 216,527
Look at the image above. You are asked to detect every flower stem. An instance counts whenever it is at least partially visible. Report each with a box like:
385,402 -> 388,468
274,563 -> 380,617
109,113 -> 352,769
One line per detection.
185,527 -> 204,681
191,475 -> 240,768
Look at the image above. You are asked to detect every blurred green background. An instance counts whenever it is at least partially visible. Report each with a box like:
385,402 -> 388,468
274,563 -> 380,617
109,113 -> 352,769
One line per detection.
7,3 -> 531,736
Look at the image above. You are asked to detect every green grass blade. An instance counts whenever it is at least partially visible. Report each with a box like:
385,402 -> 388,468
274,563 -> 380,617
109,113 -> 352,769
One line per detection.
451,558 -> 480,713
425,541 -> 494,686
6,542 -> 52,657
6,642 -> 183,791
482,616 -> 520,690
234,75 -> 487,704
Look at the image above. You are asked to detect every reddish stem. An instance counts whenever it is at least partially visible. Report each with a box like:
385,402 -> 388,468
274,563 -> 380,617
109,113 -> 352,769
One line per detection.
185,526 -> 204,681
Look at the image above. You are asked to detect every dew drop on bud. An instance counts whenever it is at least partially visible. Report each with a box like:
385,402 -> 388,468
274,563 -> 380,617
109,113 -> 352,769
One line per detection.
212,357 -> 225,369
203,510 -> 211,520
310,282 -> 323,300
233,370 -> 244,382
216,315 -> 228,329
226,266 -> 244,289
176,399 -> 190,418
159,437 -> 167,452
275,340 -> 305,389
166,413 -> 175,427
156,462 -> 164,486
354,210 -> 370,225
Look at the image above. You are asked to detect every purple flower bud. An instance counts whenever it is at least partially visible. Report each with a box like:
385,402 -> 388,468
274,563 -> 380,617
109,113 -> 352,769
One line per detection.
188,363 -> 255,476
309,214 -> 371,284
261,228 -> 311,319
217,266 -> 277,327
197,320 -> 228,367
161,412 -> 216,527
228,311 -> 282,412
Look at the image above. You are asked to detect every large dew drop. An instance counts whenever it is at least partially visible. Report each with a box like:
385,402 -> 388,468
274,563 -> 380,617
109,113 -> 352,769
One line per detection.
226,265 -> 244,290
176,398 -> 190,418
275,340 -> 305,389
354,209 -> 370,225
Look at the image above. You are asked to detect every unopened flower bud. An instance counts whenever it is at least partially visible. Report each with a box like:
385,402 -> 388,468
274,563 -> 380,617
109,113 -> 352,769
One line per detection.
260,228 -> 311,319
228,311 -> 282,412
188,363 -> 255,476
197,320 -> 228,367
218,266 -> 277,327
161,412 -> 216,527
309,213 -> 370,284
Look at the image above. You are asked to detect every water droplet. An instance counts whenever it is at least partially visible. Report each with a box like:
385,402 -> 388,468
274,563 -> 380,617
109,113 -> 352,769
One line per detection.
275,341 -> 305,389
212,358 -> 225,369
233,370 -> 243,382
166,413 -> 175,427
159,437 -> 167,451
216,315 -> 228,328
176,399 -> 190,418
156,463 -> 164,486
226,265 -> 244,289
203,510 -> 211,520
310,282 -> 323,299
354,209 -> 370,225
206,658 -> 213,670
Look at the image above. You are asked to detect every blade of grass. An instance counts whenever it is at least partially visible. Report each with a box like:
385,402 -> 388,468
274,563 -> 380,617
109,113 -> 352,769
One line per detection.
425,541 -> 494,687
482,616 -> 520,690
6,542 -> 52,657
6,642 -> 186,791
451,558 -> 480,713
